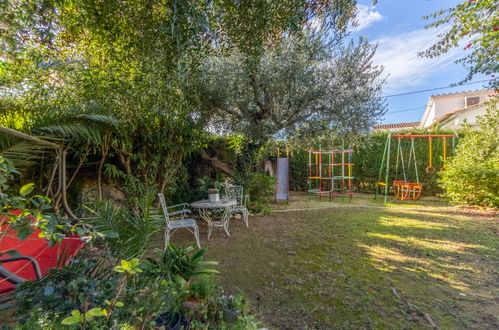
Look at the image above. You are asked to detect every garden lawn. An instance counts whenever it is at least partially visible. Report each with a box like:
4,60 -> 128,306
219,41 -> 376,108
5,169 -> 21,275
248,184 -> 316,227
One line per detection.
181,194 -> 499,329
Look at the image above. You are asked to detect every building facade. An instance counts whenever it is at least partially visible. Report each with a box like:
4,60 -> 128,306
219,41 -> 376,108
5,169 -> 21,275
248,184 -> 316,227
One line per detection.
419,90 -> 493,130
373,90 -> 495,132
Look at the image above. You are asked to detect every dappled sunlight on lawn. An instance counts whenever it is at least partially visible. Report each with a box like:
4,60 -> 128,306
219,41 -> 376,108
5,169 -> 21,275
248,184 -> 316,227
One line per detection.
366,232 -> 487,252
358,243 -> 429,270
198,199 -> 499,329
377,215 -> 457,229
357,241 -> 482,292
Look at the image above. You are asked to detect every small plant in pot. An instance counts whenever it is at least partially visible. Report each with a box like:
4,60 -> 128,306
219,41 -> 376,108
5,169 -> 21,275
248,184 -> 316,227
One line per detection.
183,275 -> 217,310
208,188 -> 220,202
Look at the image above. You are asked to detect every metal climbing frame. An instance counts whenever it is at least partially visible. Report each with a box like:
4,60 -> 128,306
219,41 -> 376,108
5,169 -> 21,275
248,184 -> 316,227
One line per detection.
307,148 -> 355,202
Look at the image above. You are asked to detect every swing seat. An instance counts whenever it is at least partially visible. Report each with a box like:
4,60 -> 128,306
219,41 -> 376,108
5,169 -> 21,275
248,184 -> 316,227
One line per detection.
392,181 -> 422,201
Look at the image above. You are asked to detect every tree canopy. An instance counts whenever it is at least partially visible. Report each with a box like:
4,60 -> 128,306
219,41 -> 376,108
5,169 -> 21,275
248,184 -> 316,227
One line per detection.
0,0 -> 383,192
420,0 -> 498,88
196,33 -> 386,146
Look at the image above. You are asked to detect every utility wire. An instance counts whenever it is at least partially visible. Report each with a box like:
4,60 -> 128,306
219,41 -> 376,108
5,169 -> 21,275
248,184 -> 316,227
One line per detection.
382,79 -> 492,98
386,105 -> 425,114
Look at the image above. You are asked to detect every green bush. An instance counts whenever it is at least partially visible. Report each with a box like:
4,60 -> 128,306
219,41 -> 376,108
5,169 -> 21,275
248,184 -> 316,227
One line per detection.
189,275 -> 217,301
439,101 -> 499,208
246,173 -> 275,214
289,149 -> 309,191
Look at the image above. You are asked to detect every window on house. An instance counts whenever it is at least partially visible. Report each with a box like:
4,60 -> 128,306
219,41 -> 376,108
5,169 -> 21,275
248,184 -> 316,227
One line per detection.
465,96 -> 480,107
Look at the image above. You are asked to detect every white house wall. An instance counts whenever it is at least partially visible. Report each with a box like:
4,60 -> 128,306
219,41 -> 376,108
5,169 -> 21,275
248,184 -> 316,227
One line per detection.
421,102 -> 437,128
421,92 -> 491,128
440,106 -> 488,130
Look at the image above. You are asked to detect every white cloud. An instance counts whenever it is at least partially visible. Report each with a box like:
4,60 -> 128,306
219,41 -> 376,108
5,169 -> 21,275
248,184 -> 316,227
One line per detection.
351,5 -> 384,32
373,27 -> 461,92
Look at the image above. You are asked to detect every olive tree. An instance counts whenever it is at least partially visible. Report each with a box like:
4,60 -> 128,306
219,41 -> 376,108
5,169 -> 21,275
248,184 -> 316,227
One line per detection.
195,33 -> 385,178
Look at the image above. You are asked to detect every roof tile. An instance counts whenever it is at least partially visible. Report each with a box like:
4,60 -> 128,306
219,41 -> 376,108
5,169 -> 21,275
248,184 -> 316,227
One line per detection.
373,122 -> 420,130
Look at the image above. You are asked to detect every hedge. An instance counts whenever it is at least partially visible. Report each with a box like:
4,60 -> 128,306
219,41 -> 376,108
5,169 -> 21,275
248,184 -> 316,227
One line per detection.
287,130 -> 461,196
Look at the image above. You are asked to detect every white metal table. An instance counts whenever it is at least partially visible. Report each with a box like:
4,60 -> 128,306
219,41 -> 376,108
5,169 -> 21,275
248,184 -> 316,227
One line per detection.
190,199 -> 236,240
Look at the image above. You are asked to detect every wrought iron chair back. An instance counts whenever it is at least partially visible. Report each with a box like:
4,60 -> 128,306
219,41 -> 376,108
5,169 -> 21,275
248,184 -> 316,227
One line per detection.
224,185 -> 245,206
158,193 -> 171,225
222,184 -> 249,227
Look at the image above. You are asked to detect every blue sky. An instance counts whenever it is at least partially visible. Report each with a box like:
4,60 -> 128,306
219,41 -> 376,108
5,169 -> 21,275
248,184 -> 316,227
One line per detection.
351,0 -> 490,124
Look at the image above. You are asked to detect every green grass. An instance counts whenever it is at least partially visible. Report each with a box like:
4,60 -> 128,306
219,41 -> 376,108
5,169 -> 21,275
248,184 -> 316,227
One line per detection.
202,196 -> 499,329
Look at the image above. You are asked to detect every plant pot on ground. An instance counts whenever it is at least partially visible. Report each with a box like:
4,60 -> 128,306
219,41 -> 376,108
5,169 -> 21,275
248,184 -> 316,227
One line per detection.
182,275 -> 216,312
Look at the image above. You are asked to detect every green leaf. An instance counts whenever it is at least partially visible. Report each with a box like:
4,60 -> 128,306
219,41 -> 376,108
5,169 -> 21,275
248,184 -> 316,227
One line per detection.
17,227 -> 33,241
61,310 -> 83,325
85,307 -> 107,319
129,258 -> 139,267
19,183 -> 34,197
115,301 -> 124,307
6,249 -> 21,257
114,265 -> 126,273
102,230 -> 119,238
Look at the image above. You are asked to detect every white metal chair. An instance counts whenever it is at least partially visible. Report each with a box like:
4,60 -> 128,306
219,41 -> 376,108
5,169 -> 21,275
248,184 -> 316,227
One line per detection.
158,193 -> 200,249
223,184 -> 249,227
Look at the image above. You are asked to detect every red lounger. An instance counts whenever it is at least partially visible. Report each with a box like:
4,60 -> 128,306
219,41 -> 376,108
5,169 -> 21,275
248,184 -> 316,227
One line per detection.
0,213 -> 83,294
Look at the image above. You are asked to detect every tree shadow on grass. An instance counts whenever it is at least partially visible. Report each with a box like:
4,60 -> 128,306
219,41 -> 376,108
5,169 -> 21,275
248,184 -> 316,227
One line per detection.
204,206 -> 498,329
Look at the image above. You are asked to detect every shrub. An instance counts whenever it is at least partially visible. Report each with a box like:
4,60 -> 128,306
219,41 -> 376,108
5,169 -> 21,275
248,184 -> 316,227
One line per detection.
439,100 -> 499,208
246,173 -> 275,214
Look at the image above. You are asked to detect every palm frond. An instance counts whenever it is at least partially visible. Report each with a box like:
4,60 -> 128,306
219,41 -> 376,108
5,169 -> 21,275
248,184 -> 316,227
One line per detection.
35,123 -> 107,146
1,141 -> 53,167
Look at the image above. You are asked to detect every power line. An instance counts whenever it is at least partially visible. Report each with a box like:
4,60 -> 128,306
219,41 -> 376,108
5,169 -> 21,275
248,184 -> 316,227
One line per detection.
386,105 -> 425,114
382,79 -> 492,98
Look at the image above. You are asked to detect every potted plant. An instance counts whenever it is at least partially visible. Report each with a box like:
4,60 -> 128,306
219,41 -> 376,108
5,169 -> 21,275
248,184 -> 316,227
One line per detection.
208,188 -> 219,202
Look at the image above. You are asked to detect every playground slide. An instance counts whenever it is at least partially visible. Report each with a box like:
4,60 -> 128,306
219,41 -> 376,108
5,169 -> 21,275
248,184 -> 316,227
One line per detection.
276,157 -> 289,201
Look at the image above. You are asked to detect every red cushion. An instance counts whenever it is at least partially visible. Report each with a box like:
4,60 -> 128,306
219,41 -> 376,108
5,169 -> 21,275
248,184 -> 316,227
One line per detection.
0,213 -> 83,294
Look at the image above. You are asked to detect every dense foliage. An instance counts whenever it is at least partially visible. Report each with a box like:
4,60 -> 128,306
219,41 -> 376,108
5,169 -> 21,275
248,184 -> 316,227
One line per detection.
14,246 -> 258,328
0,0 -> 371,202
197,34 -> 385,144
196,32 -> 385,183
420,0 -> 498,87
440,100 -> 499,207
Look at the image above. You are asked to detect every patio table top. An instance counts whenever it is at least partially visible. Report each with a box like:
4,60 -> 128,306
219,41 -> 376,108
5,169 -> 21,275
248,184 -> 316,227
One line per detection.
190,199 -> 236,209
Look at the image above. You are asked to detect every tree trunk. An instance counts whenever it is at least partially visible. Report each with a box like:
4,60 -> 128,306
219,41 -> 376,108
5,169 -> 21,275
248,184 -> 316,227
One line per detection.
200,149 -> 233,175
98,148 -> 108,202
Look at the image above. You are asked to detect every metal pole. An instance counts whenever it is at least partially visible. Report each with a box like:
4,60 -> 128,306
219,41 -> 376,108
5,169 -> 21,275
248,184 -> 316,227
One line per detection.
412,138 -> 419,184
376,134 -> 389,200
342,139 -> 345,201
384,133 -> 392,203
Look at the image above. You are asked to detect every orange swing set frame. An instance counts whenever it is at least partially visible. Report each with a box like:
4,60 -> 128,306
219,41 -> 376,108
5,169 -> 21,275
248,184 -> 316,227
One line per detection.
376,133 -> 458,203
